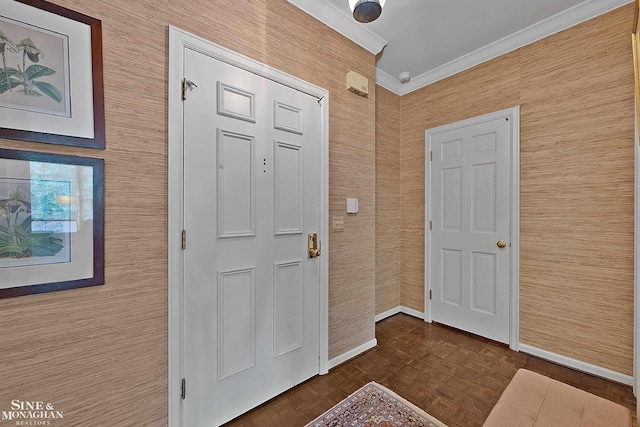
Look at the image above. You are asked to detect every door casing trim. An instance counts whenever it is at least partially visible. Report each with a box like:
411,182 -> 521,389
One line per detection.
168,26 -> 330,427
424,106 -> 520,350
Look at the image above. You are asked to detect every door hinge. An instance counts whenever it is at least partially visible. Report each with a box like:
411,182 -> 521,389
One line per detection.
430,151 -> 433,161
429,220 -> 432,231
182,230 -> 187,250
182,78 -> 197,100
181,378 -> 186,400
429,289 -> 433,300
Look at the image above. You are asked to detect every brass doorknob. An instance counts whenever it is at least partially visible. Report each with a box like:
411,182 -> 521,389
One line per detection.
497,240 -> 507,248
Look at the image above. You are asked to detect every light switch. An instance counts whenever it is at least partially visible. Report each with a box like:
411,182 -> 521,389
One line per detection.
333,216 -> 344,231
346,198 -> 358,214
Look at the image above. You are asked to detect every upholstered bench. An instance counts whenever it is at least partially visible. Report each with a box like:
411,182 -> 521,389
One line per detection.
483,369 -> 632,427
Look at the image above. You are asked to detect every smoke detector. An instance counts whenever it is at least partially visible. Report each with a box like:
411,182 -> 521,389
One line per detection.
399,72 -> 411,83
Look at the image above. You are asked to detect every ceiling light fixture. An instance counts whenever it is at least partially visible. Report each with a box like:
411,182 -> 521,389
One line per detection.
349,0 -> 386,23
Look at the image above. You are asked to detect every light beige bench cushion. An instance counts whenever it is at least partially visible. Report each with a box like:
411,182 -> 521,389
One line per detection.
483,369 -> 632,427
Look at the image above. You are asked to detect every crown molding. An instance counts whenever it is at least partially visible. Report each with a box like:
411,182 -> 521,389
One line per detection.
375,68 -> 403,94
286,0 -> 387,54
377,0 -> 633,96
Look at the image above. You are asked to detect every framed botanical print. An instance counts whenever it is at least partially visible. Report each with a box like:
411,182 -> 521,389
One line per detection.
0,0 -> 105,148
0,148 -> 104,298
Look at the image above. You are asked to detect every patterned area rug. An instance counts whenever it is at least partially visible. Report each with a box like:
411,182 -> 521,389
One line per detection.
305,382 -> 448,427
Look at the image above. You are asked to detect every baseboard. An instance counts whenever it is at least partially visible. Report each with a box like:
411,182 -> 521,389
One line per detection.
375,306 -> 425,322
328,338 -> 377,370
399,306 -> 425,320
519,343 -> 634,386
374,307 -> 402,322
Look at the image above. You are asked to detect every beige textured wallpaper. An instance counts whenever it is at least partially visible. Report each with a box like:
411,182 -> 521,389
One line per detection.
397,5 -> 635,375
0,1 -> 376,425
375,87 -> 401,315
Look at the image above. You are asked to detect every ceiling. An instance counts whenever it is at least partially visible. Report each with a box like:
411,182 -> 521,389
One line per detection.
288,0 -> 632,94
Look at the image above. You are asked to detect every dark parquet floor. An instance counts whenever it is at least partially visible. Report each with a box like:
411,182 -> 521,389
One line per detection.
225,313 -> 636,427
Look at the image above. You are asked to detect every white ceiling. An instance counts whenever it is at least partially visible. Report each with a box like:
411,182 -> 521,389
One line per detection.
288,0 -> 632,95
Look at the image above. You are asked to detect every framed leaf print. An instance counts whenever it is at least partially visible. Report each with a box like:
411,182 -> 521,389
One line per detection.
0,0 -> 105,148
0,148 -> 104,298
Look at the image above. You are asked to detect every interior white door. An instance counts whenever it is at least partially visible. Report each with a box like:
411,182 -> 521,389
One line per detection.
182,47 -> 321,426
430,115 -> 511,344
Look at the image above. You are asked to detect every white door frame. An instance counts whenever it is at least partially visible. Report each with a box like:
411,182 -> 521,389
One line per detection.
424,106 -> 520,350
167,26 -> 330,427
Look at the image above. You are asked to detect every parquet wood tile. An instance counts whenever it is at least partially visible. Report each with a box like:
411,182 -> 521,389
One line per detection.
224,314 -> 636,427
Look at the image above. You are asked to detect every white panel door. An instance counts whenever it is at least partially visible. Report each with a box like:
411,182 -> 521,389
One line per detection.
430,116 -> 511,344
182,48 -> 321,427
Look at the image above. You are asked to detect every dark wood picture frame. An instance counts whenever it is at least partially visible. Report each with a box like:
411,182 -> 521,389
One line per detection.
0,0 -> 105,149
0,148 -> 104,298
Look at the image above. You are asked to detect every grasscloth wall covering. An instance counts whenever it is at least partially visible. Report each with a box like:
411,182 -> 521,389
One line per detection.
0,1 -> 376,425
375,87 -> 401,315
399,5 -> 635,375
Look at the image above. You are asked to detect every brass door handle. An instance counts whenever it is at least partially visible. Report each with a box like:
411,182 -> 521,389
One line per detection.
497,240 -> 507,248
308,233 -> 321,258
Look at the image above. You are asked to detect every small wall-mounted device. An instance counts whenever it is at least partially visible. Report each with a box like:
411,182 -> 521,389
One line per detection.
347,71 -> 368,97
346,198 -> 359,214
